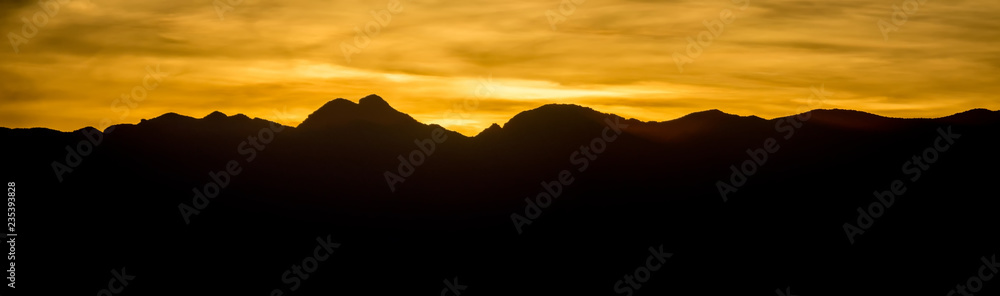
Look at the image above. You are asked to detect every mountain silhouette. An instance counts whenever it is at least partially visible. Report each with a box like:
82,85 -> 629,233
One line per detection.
1,95 -> 998,296
298,94 -> 420,131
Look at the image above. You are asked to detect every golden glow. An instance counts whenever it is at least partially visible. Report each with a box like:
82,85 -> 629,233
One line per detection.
1,0 -> 998,136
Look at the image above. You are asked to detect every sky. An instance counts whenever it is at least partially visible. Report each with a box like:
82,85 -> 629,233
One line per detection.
1,0 -> 998,136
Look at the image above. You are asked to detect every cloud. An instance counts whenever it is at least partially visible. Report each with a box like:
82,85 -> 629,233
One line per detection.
0,0 -> 998,135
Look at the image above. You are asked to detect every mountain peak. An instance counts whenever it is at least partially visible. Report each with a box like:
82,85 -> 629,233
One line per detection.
145,112 -> 193,123
359,94 -> 390,108
204,111 -> 228,120
506,104 -> 603,125
476,123 -> 503,138
298,95 -> 420,131
676,109 -> 735,120
939,108 -> 999,125
318,98 -> 356,109
497,104 -> 611,138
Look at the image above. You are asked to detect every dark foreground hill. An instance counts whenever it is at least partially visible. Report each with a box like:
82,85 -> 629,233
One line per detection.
2,95 -> 999,296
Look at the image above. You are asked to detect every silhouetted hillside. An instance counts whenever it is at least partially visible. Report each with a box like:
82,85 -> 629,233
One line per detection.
1,96 -> 998,296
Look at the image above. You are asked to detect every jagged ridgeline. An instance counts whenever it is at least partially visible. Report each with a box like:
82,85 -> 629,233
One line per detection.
1,95 -> 998,295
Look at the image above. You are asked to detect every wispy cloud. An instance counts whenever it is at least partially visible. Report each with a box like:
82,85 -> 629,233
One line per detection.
1,0 -> 998,135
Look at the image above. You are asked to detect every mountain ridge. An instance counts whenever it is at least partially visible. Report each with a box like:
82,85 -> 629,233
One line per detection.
6,95 -> 997,138
2,95 -> 999,296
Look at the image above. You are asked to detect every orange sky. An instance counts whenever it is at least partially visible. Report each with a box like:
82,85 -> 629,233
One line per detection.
1,0 -> 999,136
